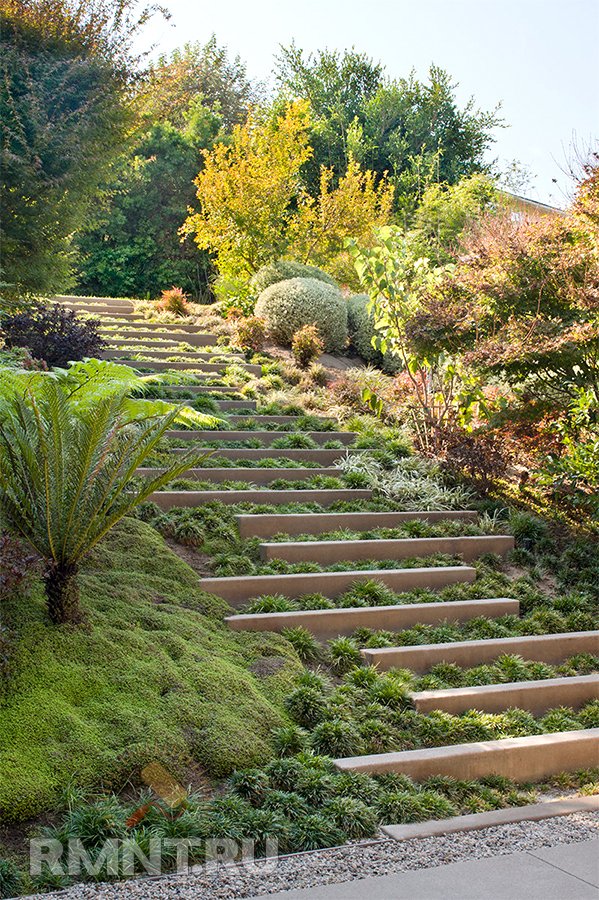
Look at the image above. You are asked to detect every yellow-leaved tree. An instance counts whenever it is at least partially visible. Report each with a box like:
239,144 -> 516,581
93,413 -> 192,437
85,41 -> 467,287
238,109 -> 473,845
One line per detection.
184,101 -> 393,294
183,100 -> 313,287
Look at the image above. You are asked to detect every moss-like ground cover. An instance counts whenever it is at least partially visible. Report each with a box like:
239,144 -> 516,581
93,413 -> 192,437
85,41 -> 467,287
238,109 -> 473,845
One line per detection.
0,518 -> 302,823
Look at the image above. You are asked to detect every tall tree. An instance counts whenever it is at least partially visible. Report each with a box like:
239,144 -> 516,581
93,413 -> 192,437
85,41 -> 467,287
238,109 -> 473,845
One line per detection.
276,47 -> 502,221
0,0 -> 152,296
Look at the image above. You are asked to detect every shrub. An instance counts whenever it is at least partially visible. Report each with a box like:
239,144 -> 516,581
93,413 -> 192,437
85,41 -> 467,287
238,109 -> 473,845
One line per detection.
281,626 -> 321,661
347,293 -> 401,373
234,316 -> 266,352
255,278 -> 348,351
229,769 -> 271,806
251,260 -> 337,294
1,303 -> 105,368
155,287 -> 191,317
288,814 -> 345,852
0,858 -> 23,898
272,725 -> 308,757
327,637 -> 363,673
322,797 -> 378,838
285,685 -> 328,728
310,718 -> 363,757
292,324 -> 324,368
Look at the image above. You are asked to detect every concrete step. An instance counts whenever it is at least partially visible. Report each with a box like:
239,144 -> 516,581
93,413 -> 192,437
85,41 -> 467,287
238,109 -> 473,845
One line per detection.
226,598 -> 520,639
165,430 -> 356,446
149,488 -> 372,510
411,674 -> 599,716
102,349 -> 241,363
214,400 -> 257,411
382,796 -> 599,840
171,447 -> 360,462
228,415 -> 336,426
100,327 -> 218,345
334,728 -> 599,781
138,466 -> 338,484
236,510 -> 479,539
202,565 -> 476,605
160,385 -> 245,396
53,294 -> 134,308
113,359 -> 262,374
362,631 -> 599,673
105,337 -> 212,350
260,535 -> 514,564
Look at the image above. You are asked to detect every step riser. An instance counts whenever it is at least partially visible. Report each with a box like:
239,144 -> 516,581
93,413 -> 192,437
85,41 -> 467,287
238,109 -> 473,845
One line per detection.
113,360 -> 261,374
105,339 -> 210,349
59,305 -> 137,316
100,329 -> 217,344
260,536 -> 514,564
204,565 -> 476,605
148,489 -> 372,510
382,796 -> 599,840
226,598 -> 520,639
100,322 -> 214,333
236,510 -> 479,539
412,675 -> 599,717
214,401 -> 257,410
53,295 -> 134,308
334,729 -> 599,782
362,631 -> 599,673
228,415 -> 335,425
165,431 -> 356,446
161,386 -> 243,395
169,448 -> 358,461
138,467 -> 338,484
102,350 -> 241,362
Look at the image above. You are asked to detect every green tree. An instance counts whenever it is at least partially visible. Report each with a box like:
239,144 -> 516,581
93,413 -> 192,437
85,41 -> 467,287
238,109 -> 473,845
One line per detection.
276,47 -> 501,220
0,361 -> 210,624
75,100 -> 222,299
0,0 -> 151,296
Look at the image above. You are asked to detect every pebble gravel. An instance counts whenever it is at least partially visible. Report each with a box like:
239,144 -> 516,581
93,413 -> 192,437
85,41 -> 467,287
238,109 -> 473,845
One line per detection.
24,810 -> 599,900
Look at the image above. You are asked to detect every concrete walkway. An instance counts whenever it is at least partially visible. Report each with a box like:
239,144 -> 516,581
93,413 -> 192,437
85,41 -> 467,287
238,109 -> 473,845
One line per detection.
248,839 -> 599,900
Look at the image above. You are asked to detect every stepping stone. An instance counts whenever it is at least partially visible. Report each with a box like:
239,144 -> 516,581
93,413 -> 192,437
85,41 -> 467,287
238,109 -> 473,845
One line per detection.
149,488 -> 372,509
226,598 -> 520,638
168,447 -> 361,462
260,535 -> 514,564
236,510 -> 479,539
165,430 -> 357,446
137,466 -> 338,484
114,359 -> 262,374
334,728 -> 599,781
102,349 -> 242,363
202,564 -> 476,605
411,674 -> 599,716
362,631 -> 599,673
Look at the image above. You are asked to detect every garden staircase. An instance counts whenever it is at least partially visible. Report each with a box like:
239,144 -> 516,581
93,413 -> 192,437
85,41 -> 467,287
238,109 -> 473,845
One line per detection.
60,295 -> 599,803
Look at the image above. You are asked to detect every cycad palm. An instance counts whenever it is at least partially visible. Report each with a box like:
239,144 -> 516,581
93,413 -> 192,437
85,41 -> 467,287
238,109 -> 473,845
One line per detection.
0,378 -> 205,624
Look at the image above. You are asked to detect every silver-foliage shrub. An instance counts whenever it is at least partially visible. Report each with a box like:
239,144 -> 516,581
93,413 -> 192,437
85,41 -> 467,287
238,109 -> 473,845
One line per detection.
347,294 -> 401,373
255,278 -> 348,352
251,260 -> 337,295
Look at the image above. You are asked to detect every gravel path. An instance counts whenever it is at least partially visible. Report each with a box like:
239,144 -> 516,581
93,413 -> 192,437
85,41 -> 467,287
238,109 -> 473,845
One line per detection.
26,810 -> 599,899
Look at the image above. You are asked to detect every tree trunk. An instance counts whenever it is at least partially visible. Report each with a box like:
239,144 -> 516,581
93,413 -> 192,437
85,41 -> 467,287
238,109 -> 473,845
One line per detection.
44,564 -> 81,625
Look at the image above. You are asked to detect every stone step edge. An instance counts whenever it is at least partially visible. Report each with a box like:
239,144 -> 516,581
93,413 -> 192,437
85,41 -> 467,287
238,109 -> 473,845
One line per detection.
381,795 -> 599,842
137,467 -> 339,481
235,510 -> 479,538
334,728 -> 599,781
361,631 -> 599,673
113,359 -> 262,374
148,488 -> 372,509
411,674 -> 599,716
226,599 -> 519,635
203,565 -> 476,605
259,535 -> 515,563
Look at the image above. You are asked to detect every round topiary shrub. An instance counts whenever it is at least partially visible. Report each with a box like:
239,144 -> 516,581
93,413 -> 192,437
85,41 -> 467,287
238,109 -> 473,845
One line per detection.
255,278 -> 348,352
347,293 -> 401,373
251,260 -> 337,295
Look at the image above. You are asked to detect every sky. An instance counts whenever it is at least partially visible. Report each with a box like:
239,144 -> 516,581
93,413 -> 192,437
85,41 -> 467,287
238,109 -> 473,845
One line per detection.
140,0 -> 599,207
